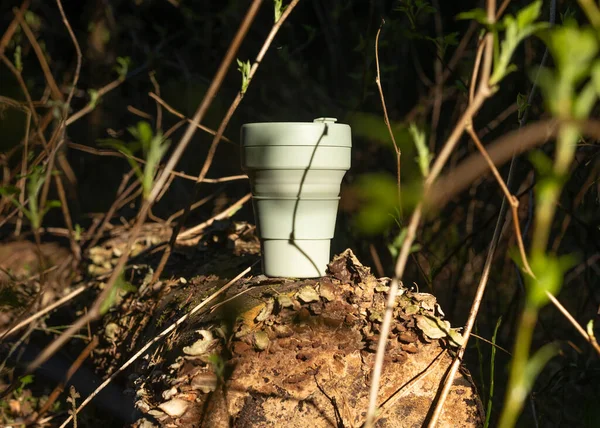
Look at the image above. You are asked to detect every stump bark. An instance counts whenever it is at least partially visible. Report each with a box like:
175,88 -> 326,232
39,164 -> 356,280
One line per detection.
121,233 -> 483,427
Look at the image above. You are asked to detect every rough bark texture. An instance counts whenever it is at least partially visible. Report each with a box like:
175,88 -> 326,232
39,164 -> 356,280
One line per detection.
118,227 -> 483,427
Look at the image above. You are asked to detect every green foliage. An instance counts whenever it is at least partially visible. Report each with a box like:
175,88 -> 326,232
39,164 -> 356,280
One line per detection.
388,227 -> 421,259
237,59 -> 251,94
353,173 -> 400,235
490,1 -> 548,85
456,9 -> 490,26
352,172 -> 424,236
459,2 -> 548,85
516,92 -> 529,122
74,224 -> 83,241
484,317 -> 502,428
99,121 -> 171,199
14,45 -> 22,72
409,123 -> 430,177
536,24 -> 599,118
16,374 -> 34,395
88,89 -> 99,109
99,270 -> 137,315
274,0 -> 286,23
114,56 -> 131,80
208,353 -> 226,380
526,253 -> 576,308
520,342 -> 560,396
394,0 -> 435,30
347,112 -> 412,152
0,167 -> 61,230
587,319 -> 596,340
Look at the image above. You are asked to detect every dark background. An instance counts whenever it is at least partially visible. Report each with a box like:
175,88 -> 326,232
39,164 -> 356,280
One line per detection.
1,0 -> 599,426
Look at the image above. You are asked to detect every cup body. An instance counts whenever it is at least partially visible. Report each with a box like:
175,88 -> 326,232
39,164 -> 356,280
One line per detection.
241,118 -> 351,277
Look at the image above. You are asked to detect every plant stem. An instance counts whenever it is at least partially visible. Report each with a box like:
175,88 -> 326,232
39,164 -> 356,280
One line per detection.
498,304 -> 538,428
531,125 -> 578,254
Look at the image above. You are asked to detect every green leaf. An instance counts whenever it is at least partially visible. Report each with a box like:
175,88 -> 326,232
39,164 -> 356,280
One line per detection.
274,0 -> 285,23
521,342 -> 560,397
490,1 -> 548,85
516,0 -> 543,29
347,112 -> 412,151
409,123 -> 431,177
114,56 -> 131,80
128,121 -> 154,154
587,319 -> 596,339
516,92 -> 530,121
573,82 -> 598,119
353,173 -> 400,235
592,60 -> 600,95
456,8 -> 489,25
237,59 -> 251,94
14,45 -> 22,72
100,271 -> 137,315
388,227 -> 422,258
16,374 -> 34,395
527,253 -> 576,308
88,89 -> 99,109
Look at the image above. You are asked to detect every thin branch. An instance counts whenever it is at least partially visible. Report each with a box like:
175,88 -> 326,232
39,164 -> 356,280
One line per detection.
67,142 -> 247,184
372,349 -> 447,426
0,0 -> 30,56
149,71 -> 163,130
33,336 -> 99,422
148,92 -> 234,144
55,0 -> 82,116
545,291 -> 600,356
466,126 -> 533,276
375,20 -> 402,212
13,7 -> 63,102
177,193 -> 252,240
428,119 -> 600,208
66,77 -> 126,126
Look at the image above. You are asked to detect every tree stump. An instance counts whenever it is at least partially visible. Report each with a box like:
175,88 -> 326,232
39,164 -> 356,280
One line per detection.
121,229 -> 483,428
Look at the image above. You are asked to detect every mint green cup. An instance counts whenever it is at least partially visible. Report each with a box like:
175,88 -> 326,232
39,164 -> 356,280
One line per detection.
241,118 -> 351,277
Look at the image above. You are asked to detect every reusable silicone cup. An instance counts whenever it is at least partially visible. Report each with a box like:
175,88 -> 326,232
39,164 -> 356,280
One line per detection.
241,118 -> 351,277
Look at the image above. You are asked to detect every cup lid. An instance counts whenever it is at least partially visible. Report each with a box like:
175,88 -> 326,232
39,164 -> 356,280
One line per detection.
241,118 -> 351,147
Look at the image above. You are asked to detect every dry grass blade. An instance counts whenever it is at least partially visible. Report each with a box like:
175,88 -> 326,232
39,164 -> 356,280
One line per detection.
177,193 -> 252,240
58,266 -> 252,428
0,284 -> 88,340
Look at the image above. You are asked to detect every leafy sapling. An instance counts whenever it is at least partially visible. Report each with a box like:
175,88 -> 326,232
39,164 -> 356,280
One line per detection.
0,166 -> 61,230
99,121 -> 171,199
